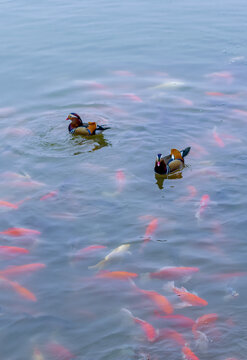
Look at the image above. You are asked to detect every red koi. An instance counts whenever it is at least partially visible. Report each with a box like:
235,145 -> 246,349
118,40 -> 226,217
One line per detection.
192,313 -> 218,338
116,169 -> 126,192
74,245 -> 106,260
0,263 -> 46,277
156,328 -> 186,346
195,194 -> 210,219
0,246 -> 29,256
130,280 -> 173,314
0,200 -> 18,209
213,128 -> 224,147
153,312 -> 195,329
144,218 -> 158,243
0,276 -> 37,302
150,266 -> 199,280
45,342 -> 75,360
96,270 -> 138,280
169,282 -> 208,307
182,346 -> 200,360
40,191 -> 58,201
0,227 -> 41,237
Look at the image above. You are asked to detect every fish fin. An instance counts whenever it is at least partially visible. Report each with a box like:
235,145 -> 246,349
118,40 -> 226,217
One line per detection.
180,147 -> 191,158
163,281 -> 175,292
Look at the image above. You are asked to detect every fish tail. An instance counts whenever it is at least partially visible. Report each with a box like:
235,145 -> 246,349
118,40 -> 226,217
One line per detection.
88,259 -> 105,270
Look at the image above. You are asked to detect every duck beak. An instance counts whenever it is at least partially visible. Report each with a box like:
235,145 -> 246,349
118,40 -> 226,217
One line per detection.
66,117 -> 70,120
157,161 -> 160,167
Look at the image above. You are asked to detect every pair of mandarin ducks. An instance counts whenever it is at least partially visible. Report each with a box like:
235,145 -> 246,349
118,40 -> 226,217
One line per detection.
66,113 -> 191,175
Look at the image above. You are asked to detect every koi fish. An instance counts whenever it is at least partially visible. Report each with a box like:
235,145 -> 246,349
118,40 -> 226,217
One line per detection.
149,266 -> 199,280
0,200 -> 18,209
123,93 -> 143,102
167,282 -> 208,307
95,270 -> 138,280
121,308 -> 156,342
0,227 -> 41,237
156,328 -> 186,346
116,169 -> 126,193
213,127 -> 224,147
88,244 -> 131,270
178,185 -> 198,202
33,348 -> 45,360
182,346 -> 200,360
192,313 -> 218,338
130,280 -> 173,315
45,342 -> 75,360
0,277 -> 37,301
153,313 -> 195,329
143,218 -> 158,245
206,91 -> 227,96
151,80 -> 185,89
40,191 -> 58,201
195,194 -> 210,219
0,263 -> 46,277
206,71 -> 233,81
74,245 -> 107,260
0,246 -> 29,256
112,70 -> 134,76
178,97 -> 193,106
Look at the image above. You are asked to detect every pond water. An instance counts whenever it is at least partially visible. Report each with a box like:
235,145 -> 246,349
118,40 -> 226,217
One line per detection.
0,0 -> 247,359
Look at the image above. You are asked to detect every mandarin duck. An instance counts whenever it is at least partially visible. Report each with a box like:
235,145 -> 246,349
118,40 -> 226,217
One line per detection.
154,147 -> 191,175
66,113 -> 110,136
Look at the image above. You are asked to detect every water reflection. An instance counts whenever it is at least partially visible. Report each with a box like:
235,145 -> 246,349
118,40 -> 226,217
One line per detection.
155,171 -> 183,189
72,133 -> 111,154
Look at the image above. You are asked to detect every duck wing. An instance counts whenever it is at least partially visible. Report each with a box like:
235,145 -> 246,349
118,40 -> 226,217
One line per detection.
162,154 -> 172,165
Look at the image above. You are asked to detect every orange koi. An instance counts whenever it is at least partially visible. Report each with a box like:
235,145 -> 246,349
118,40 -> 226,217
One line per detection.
195,194 -> 210,219
179,185 -> 198,202
169,282 -> 208,307
0,227 -> 41,237
122,308 -> 156,342
0,277 -> 37,302
144,218 -> 158,243
206,71 -> 233,81
206,91 -> 229,97
0,245 -> 29,256
75,245 -> 106,260
96,270 -> 138,280
45,342 -> 75,360
213,128 -> 224,147
150,266 -> 199,280
153,313 -> 195,329
156,328 -> 186,346
123,93 -> 143,102
131,280 -> 173,314
0,200 -> 18,209
40,191 -> 58,201
182,346 -> 200,360
0,263 -> 46,277
192,313 -> 218,339
212,272 -> 247,281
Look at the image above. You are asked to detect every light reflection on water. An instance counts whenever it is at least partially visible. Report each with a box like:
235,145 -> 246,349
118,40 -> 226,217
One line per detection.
0,0 -> 247,359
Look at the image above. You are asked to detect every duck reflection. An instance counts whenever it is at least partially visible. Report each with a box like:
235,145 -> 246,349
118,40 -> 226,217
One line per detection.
155,171 -> 183,189
73,133 -> 111,153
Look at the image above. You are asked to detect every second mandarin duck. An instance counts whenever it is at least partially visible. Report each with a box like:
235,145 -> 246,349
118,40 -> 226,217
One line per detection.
154,147 -> 191,175
66,113 -> 110,136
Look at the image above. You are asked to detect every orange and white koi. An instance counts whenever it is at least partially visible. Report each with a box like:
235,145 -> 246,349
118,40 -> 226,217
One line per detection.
40,190 -> 58,201
192,313 -> 218,339
182,346 -> 200,360
74,245 -> 106,260
0,200 -> 18,209
130,280 -> 173,315
0,263 -> 46,277
195,194 -> 210,219
149,266 -> 199,280
95,270 -> 138,280
0,246 -> 29,256
168,282 -> 208,307
45,342 -> 75,360
213,127 -> 224,148
122,308 -> 156,342
0,227 -> 41,237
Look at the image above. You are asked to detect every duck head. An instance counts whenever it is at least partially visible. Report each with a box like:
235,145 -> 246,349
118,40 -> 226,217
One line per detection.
154,153 -> 167,175
66,113 -> 83,128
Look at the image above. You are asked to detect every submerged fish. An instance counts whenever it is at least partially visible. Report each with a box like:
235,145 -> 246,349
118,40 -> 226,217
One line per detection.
88,244 -> 131,270
0,263 -> 46,277
149,266 -> 199,280
167,281 -> 208,307
0,246 -> 29,256
121,308 -> 156,342
192,313 -> 218,338
182,346 -> 200,360
195,194 -> 210,219
0,200 -> 18,209
0,227 -> 41,237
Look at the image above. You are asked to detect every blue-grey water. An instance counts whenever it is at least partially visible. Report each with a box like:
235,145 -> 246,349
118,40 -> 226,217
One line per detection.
0,1 -> 247,359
